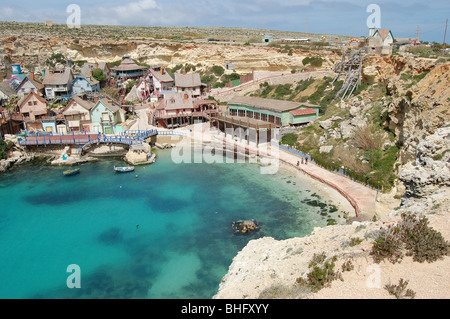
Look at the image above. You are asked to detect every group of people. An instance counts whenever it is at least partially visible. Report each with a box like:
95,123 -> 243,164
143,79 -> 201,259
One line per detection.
296,157 -> 308,166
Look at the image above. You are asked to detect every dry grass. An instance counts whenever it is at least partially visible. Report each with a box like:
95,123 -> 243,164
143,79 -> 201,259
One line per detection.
332,144 -> 370,173
351,124 -> 384,152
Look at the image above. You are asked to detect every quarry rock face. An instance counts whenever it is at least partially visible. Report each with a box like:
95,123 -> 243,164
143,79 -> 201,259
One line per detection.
399,126 -> 450,199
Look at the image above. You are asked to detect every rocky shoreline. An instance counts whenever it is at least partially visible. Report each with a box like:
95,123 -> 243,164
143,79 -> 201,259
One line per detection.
214,125 -> 450,299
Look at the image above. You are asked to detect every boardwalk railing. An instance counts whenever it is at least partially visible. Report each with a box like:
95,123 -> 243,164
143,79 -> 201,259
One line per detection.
156,130 -> 187,137
275,143 -> 313,162
19,134 -> 98,146
18,129 -> 189,148
211,69 -> 331,97
272,142 -> 378,190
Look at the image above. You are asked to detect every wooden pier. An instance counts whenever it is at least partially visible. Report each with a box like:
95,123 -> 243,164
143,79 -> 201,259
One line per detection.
210,114 -> 278,145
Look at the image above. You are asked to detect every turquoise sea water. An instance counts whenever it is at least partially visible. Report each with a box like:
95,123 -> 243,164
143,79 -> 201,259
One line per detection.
0,150 -> 342,299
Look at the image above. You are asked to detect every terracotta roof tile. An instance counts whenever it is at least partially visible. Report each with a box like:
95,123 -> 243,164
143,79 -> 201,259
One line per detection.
290,108 -> 317,116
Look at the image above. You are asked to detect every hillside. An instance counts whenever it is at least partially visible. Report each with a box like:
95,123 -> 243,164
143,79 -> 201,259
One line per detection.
246,55 -> 449,203
0,21 -> 349,80
214,52 -> 450,299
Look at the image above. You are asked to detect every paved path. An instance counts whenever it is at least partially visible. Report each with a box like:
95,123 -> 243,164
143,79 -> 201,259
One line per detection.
276,148 -> 377,220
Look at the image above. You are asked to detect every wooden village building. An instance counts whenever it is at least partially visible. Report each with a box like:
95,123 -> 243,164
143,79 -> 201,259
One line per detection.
72,72 -> 100,95
0,107 -> 23,137
226,96 -> 319,127
136,68 -> 174,102
111,57 -> 146,83
90,97 -> 126,134
211,96 -> 319,144
18,91 -> 48,122
15,73 -> 45,98
62,95 -> 95,133
16,91 -> 64,132
42,67 -> 74,100
80,62 -> 111,86
153,92 -> 218,128
174,72 -> 204,98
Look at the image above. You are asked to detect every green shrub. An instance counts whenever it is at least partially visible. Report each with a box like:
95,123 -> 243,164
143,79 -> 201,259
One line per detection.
349,237 -> 363,246
212,65 -> 225,77
280,133 -> 298,147
296,252 -> 342,292
0,139 -> 14,160
371,213 -> 450,264
385,279 -> 416,299
92,68 -> 106,82
273,84 -> 292,99
341,259 -> 354,272
302,56 -> 324,67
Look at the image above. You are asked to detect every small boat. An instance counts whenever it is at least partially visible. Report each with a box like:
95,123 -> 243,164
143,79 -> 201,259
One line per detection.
114,166 -> 135,173
62,168 -> 80,176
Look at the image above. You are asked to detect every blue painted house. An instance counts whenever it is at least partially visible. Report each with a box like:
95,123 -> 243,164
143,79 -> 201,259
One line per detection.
90,97 -> 126,134
72,73 -> 100,95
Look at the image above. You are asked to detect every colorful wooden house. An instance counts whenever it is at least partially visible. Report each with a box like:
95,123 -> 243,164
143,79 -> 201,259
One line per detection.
153,92 -> 218,128
7,73 -> 27,91
174,72 -> 203,98
0,107 -> 24,136
43,67 -> 74,99
90,98 -> 126,134
227,96 -> 319,127
17,91 -> 48,122
62,95 -> 95,132
15,73 -> 45,98
111,57 -> 146,82
136,68 -> 174,101
72,73 -> 100,95
370,29 -> 395,47
80,62 -> 111,86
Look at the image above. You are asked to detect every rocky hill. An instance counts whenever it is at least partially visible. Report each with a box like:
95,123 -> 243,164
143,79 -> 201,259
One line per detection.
0,22 -> 346,80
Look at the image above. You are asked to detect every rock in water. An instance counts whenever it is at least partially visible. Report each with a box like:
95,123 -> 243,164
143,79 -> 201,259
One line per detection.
231,220 -> 261,235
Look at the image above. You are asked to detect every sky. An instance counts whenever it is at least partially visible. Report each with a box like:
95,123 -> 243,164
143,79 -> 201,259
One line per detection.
0,0 -> 449,43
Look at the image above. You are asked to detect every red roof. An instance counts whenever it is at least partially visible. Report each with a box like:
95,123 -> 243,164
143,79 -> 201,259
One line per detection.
290,108 -> 317,116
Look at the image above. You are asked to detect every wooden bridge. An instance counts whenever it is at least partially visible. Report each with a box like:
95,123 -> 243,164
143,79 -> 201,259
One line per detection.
18,130 -> 158,150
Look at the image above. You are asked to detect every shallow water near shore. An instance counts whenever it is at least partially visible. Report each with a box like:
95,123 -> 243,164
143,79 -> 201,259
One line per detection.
0,150 -> 346,299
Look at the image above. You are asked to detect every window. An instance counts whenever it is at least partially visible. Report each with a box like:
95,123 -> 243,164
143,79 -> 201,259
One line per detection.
101,112 -> 110,122
28,101 -> 32,106
33,101 -> 37,105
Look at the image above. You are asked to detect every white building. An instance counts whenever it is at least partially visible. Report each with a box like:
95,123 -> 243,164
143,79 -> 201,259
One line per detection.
136,68 -> 174,101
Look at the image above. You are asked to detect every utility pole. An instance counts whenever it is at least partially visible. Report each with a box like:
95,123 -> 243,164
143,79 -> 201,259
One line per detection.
444,18 -> 448,47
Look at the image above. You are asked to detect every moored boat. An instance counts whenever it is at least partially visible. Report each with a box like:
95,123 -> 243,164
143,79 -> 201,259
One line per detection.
62,168 -> 80,176
114,166 -> 135,173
